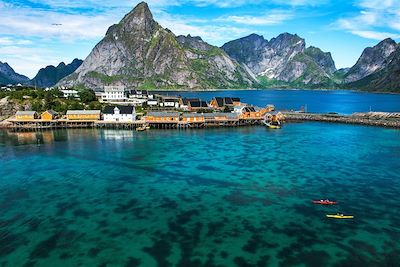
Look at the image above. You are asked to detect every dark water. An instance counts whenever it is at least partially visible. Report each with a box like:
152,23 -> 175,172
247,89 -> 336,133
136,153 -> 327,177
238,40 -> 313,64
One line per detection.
0,123 -> 400,266
166,89 -> 400,114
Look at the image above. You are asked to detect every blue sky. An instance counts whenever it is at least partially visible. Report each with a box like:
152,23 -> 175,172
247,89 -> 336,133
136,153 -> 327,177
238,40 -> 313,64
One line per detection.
0,0 -> 399,78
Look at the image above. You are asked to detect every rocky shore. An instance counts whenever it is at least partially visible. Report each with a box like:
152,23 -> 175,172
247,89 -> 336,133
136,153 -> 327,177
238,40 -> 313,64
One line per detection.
283,112 -> 400,128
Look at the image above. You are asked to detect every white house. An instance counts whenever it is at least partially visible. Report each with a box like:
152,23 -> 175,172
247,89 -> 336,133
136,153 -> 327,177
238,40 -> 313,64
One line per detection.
103,106 -> 136,122
61,89 -> 79,98
102,86 -> 127,102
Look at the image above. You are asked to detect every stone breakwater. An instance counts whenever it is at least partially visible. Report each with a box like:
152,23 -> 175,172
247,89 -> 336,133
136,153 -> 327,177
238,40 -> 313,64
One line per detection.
283,112 -> 400,129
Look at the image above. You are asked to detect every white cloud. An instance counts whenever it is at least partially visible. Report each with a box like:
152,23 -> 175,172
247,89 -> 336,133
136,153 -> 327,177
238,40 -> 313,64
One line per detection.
217,10 -> 293,25
336,0 -> 400,40
350,30 -> 400,40
0,3 -> 119,40
155,11 -> 252,45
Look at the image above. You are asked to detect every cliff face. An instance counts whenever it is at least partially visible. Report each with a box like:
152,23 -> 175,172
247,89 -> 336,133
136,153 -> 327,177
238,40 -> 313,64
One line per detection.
30,59 -> 83,88
58,2 -> 256,90
222,33 -> 336,86
344,38 -> 397,83
0,62 -> 29,85
346,44 -> 400,92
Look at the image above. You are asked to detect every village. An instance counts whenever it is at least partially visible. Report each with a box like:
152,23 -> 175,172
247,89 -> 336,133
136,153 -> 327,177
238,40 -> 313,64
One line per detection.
6,86 -> 283,131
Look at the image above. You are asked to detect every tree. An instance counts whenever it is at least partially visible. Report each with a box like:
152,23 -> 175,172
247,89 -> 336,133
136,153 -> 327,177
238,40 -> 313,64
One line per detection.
78,89 -> 96,103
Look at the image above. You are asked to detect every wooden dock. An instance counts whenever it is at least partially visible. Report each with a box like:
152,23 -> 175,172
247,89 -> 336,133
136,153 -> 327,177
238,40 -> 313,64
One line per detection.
5,118 -> 264,131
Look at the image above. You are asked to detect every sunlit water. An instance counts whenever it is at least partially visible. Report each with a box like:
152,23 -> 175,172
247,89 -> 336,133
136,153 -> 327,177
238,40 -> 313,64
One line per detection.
1,123 -> 400,267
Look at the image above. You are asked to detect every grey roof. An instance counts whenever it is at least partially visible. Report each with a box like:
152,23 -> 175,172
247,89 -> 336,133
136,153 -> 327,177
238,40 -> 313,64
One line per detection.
203,113 -> 238,119
103,106 -> 134,114
215,112 -> 239,119
16,111 -> 37,116
147,112 -> 180,117
66,110 -> 101,115
182,113 -> 205,118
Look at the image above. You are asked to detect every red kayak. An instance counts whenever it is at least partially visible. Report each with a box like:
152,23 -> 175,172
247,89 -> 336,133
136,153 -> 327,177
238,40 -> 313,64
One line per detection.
313,200 -> 337,205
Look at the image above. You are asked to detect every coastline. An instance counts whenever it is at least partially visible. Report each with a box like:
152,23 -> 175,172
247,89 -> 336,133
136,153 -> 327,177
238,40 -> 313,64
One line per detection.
150,87 -> 400,95
2,112 -> 400,130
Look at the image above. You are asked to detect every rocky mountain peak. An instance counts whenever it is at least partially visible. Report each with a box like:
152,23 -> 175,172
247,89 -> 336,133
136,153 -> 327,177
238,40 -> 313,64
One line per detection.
108,1 -> 156,37
344,37 -> 397,83
176,35 -> 212,51
269,33 -> 305,51
57,2 -> 256,90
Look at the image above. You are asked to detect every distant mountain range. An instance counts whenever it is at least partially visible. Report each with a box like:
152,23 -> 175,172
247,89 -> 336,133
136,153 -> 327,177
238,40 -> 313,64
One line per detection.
0,62 -> 30,85
1,1 -> 399,92
30,59 -> 83,88
0,59 -> 82,88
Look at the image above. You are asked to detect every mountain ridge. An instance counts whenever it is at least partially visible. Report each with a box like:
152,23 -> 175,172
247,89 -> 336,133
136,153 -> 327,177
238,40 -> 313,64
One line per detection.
0,62 -> 30,85
58,2 -> 257,90
30,59 -> 83,88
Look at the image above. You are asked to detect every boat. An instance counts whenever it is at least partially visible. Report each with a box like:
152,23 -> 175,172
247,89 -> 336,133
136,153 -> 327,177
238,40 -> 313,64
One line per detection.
265,123 -> 281,129
136,126 -> 148,132
263,120 -> 282,129
313,199 -> 337,205
326,214 -> 354,219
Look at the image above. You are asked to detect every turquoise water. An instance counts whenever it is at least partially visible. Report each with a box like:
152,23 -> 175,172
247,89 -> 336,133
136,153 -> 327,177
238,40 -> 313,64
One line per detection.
1,123 -> 400,266
172,89 -> 400,114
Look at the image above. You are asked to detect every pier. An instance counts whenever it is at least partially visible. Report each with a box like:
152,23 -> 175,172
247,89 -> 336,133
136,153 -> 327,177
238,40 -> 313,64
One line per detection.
4,117 -> 264,131
283,112 -> 400,129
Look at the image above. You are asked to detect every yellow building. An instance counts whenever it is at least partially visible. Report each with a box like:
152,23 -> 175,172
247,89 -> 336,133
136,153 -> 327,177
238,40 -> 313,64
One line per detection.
66,110 -> 101,121
181,113 -> 205,123
15,111 -> 38,121
145,112 -> 180,123
41,110 -> 57,121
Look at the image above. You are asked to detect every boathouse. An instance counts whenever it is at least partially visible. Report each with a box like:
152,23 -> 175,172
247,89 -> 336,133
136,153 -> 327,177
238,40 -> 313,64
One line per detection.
66,110 -> 101,121
214,112 -> 239,121
41,110 -> 58,121
235,106 -> 267,119
181,113 -> 205,123
145,112 -> 180,122
210,97 -> 236,110
15,111 -> 38,121
103,106 -> 136,122
180,98 -> 200,110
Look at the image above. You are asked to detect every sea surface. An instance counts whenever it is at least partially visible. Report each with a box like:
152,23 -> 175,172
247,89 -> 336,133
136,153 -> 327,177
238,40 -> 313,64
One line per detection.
166,89 -> 400,114
1,122 -> 400,267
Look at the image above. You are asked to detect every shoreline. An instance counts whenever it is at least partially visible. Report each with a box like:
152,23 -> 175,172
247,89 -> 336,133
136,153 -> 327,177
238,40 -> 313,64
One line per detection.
143,88 -> 400,95
2,112 -> 400,130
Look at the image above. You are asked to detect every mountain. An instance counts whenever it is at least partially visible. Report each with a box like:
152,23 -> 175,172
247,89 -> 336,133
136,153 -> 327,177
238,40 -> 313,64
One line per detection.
58,2 -> 256,90
30,59 -> 83,88
344,38 -> 397,83
222,33 -> 336,87
346,44 -> 400,92
0,62 -> 29,85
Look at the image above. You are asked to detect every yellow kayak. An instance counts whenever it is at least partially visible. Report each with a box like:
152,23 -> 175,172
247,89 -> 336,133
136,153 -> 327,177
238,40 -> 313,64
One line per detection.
265,123 -> 281,129
326,214 -> 354,219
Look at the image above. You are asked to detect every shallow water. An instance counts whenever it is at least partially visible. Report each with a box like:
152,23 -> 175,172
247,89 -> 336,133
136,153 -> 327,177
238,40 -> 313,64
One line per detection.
171,89 -> 400,114
0,123 -> 400,267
